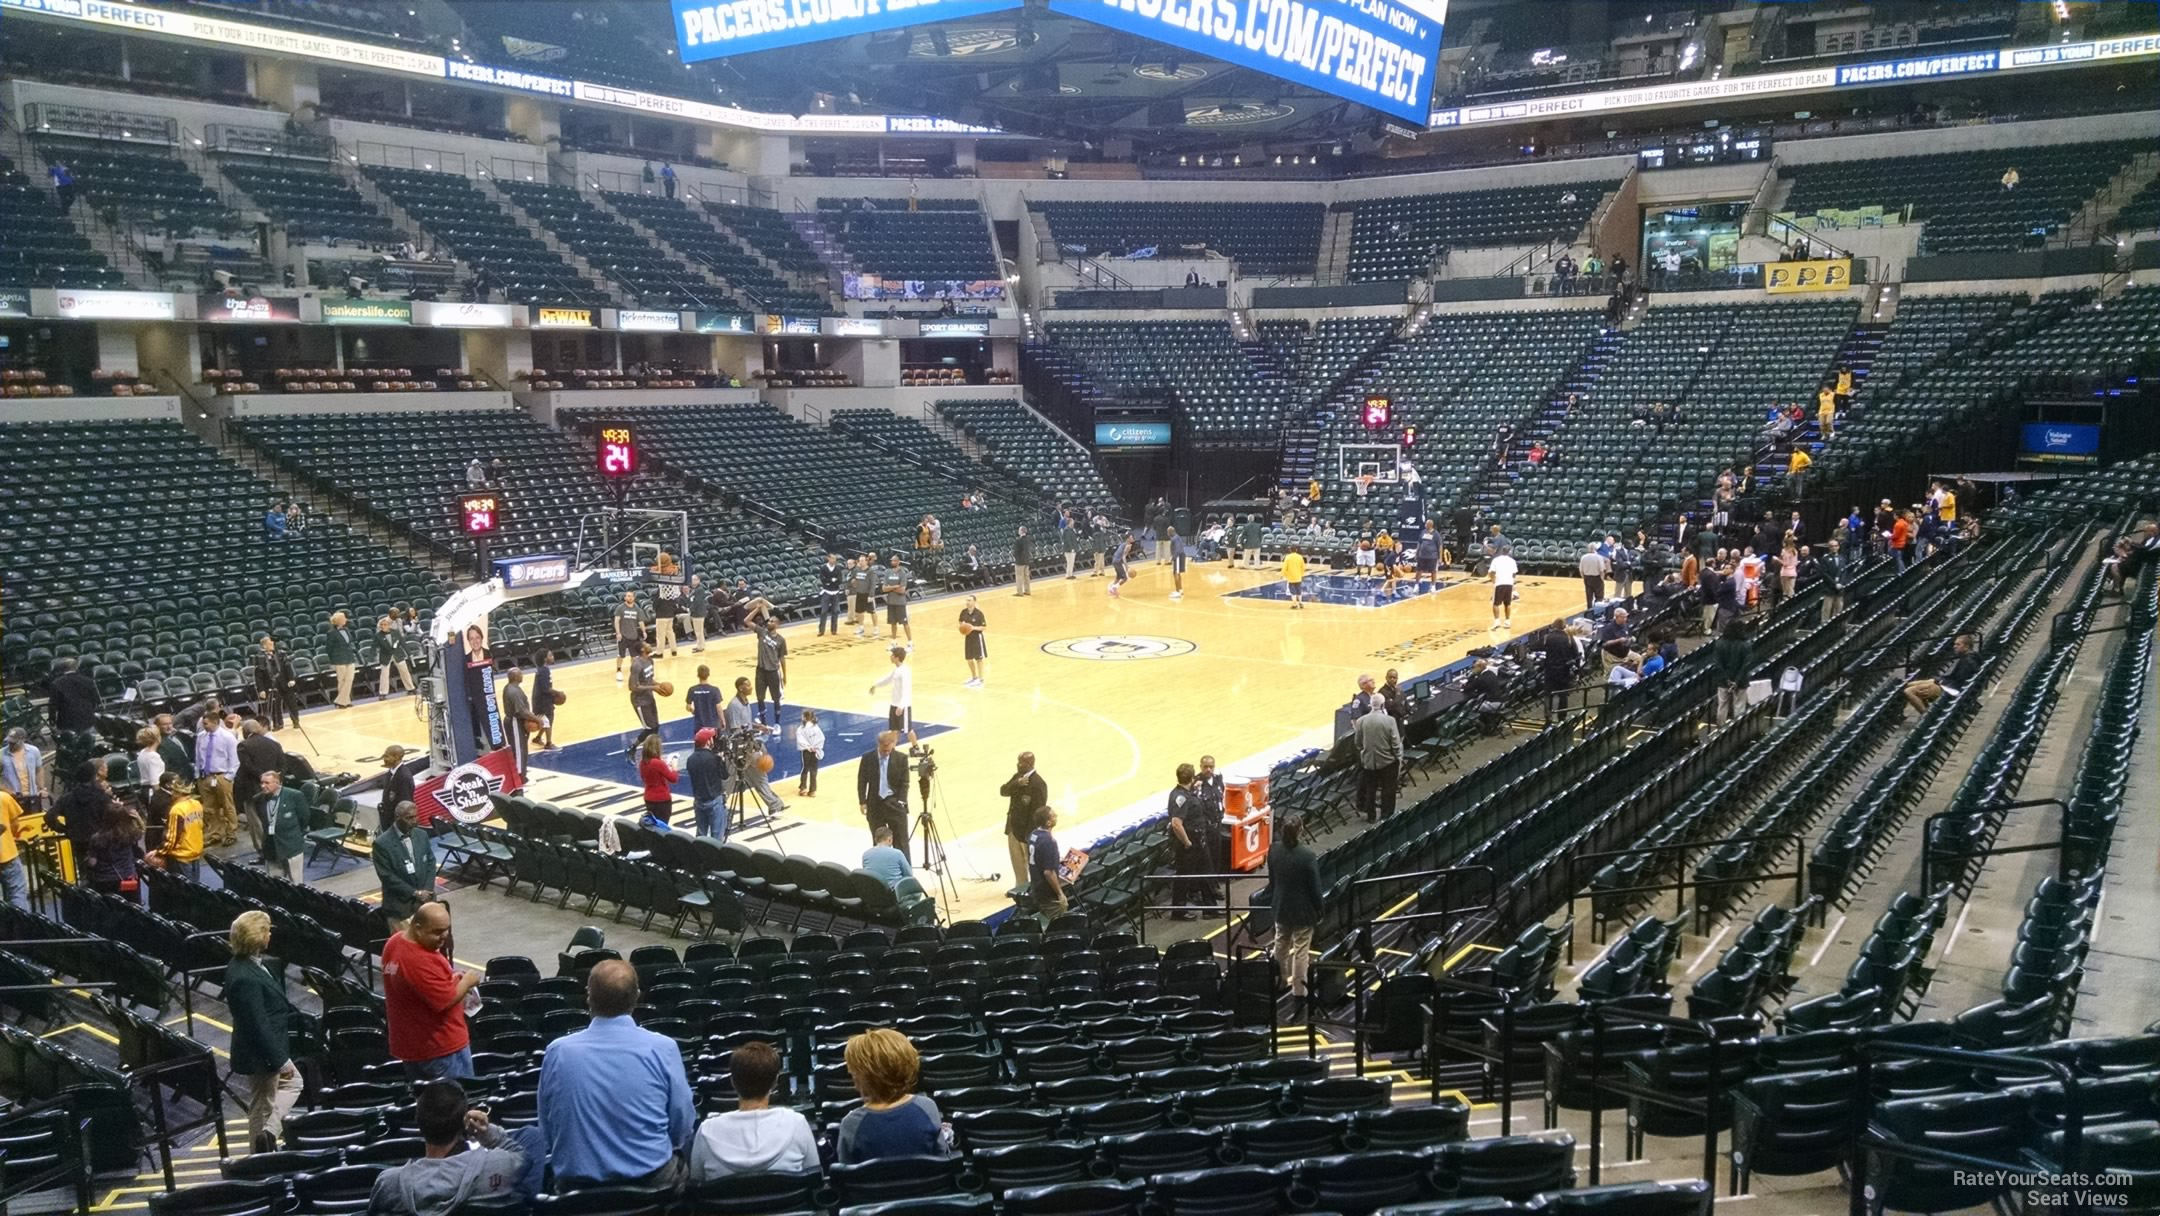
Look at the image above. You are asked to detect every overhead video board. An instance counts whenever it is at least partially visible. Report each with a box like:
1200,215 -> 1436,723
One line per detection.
673,0 -> 1024,61
1050,0 -> 1446,124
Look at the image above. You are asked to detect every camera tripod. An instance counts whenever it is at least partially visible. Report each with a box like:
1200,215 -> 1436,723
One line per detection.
910,760 -> 966,919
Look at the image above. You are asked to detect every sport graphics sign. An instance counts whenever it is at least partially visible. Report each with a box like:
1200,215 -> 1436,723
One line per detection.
1763,258 -> 1853,295
1050,0 -> 1447,124
672,0 -> 1024,61
413,748 -> 525,825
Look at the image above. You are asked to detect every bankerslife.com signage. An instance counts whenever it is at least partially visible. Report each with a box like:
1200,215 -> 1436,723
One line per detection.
1051,0 -> 1446,125
673,0 -> 1023,61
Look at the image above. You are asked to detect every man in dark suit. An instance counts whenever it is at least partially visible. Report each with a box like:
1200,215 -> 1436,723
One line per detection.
251,637 -> 297,729
999,752 -> 1047,891
235,719 -> 285,859
856,730 -> 911,855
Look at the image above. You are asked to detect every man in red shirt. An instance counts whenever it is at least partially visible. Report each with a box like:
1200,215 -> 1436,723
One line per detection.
383,900 -> 481,1081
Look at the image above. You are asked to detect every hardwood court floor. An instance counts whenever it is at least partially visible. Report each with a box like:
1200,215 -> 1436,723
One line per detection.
286,559 -> 1579,921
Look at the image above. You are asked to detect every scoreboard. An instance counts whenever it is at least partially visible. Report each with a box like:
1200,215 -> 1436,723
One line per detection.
598,424 -> 639,479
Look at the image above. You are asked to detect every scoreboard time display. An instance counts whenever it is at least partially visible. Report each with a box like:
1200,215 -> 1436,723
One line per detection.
460,493 -> 503,537
1362,394 -> 1394,430
598,425 -> 639,479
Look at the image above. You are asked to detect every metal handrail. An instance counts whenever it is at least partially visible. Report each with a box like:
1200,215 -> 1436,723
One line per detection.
1848,1041 -> 2083,1216
1917,798 -> 2073,897
1582,1003 -> 1733,1185
1565,832 -> 1808,957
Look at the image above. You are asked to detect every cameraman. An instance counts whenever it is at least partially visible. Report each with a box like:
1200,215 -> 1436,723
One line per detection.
687,729 -> 727,840
721,678 -> 786,819
999,752 -> 1047,891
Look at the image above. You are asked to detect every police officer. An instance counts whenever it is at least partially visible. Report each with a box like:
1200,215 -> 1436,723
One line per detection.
1166,764 -> 1216,920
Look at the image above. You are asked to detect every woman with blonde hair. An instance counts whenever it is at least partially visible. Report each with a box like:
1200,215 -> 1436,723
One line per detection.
225,910 -> 302,1153
835,1028 -> 945,1162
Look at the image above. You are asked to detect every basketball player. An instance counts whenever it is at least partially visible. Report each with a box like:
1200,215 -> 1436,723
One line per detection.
612,591 -> 643,684
848,555 -> 875,637
1166,528 -> 1187,600
958,595 -> 987,687
869,646 -> 917,743
1415,524 -> 1441,590
816,553 -> 845,636
1109,532 -> 1133,597
626,641 -> 661,754
1489,544 -> 1519,631
882,555 -> 913,645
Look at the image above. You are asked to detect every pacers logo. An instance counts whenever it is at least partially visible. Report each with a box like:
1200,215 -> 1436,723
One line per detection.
1041,635 -> 1196,662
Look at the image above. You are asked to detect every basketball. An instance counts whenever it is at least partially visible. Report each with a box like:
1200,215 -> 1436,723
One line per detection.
550,690 -> 567,707
655,681 -> 674,698
756,753 -> 774,774
959,621 -> 975,634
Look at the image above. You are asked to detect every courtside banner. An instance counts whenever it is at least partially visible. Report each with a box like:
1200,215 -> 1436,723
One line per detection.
673,0 -> 1024,61
414,748 -> 524,826
1050,0 -> 1446,125
1764,257 -> 1853,295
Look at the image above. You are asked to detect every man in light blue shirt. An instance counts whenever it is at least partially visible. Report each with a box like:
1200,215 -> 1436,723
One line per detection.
860,825 -> 913,890
539,960 -> 694,1191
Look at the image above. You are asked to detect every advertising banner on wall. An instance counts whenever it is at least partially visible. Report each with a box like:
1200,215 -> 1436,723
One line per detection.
1763,258 -> 1853,295
0,290 -> 30,319
694,312 -> 757,334
1048,0 -> 1446,124
765,314 -> 822,336
322,299 -> 414,326
39,289 -> 177,320
616,309 -> 684,332
531,305 -> 598,328
2020,422 -> 2101,462
843,273 -> 1005,302
415,301 -> 516,328
197,293 -> 302,323
672,0 -> 1023,62
917,319 -> 992,338
1095,420 -> 1173,447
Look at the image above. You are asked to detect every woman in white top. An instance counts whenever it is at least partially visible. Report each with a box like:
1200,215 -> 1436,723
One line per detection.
795,710 -> 825,799
134,727 -> 165,792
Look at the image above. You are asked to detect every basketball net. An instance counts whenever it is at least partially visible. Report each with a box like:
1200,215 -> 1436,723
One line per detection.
1355,474 -> 1375,499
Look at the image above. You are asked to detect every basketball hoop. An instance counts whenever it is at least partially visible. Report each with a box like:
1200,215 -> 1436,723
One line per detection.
1355,474 -> 1375,499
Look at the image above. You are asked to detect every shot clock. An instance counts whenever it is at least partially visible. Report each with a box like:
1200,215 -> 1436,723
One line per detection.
460,493 -> 502,536
1362,394 -> 1393,430
598,424 -> 639,478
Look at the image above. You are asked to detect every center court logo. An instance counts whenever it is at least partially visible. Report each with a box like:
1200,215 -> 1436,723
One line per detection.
1041,635 -> 1197,661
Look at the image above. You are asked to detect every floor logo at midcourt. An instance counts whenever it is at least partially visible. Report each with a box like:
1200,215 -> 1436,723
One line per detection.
1040,635 -> 1198,661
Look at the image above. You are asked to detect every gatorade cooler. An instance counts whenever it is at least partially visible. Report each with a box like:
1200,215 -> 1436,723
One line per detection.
1225,807 -> 1271,871
1223,779 -> 1252,816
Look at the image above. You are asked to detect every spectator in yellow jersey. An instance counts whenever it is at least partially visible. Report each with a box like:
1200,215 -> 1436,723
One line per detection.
0,787 -> 27,909
1788,447 -> 1813,497
1282,547 -> 1308,609
154,773 -> 205,881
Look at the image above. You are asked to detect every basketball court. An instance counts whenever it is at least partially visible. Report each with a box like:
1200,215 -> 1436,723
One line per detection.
285,557 -> 1578,921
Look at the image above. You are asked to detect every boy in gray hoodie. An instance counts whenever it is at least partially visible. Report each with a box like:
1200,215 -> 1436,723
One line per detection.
689,1041 -> 820,1181
370,1081 -> 541,1216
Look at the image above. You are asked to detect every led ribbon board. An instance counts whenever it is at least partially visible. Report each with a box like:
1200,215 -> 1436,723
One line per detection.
673,0 -> 1024,61
1050,0 -> 1446,124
